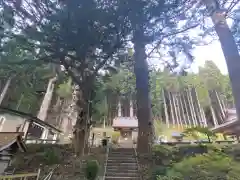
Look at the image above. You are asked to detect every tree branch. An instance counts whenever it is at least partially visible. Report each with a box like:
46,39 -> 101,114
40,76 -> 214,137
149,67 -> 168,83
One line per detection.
147,24 -> 199,57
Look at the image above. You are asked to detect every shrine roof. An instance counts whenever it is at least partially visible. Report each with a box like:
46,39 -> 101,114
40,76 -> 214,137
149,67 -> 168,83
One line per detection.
112,117 -> 138,128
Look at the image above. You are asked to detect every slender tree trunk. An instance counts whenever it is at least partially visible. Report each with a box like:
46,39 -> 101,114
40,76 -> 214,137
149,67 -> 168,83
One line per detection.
210,106 -> 218,126
188,88 -> 198,126
172,93 -> 181,128
176,94 -> 183,128
16,94 -> 24,110
186,88 -> 196,126
191,88 -> 203,126
168,91 -> 175,126
215,90 -> 225,122
162,89 -> 169,128
181,91 -> 191,127
207,135 -> 211,143
204,0 -> 240,121
37,76 -> 57,121
133,29 -> 152,154
178,92 -> 187,126
0,77 -> 12,105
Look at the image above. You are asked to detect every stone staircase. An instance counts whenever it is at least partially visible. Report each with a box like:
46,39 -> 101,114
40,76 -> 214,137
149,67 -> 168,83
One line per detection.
104,147 -> 140,180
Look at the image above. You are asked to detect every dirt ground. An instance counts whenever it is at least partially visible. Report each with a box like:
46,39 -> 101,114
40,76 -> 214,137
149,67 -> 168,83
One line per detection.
11,144 -> 107,180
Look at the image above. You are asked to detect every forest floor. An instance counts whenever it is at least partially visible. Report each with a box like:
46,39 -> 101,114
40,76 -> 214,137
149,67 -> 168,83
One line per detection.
11,144 -> 106,180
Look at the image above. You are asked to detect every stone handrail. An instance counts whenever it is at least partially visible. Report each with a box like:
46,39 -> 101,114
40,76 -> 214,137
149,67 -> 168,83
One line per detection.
102,140 -> 110,180
133,144 -> 143,180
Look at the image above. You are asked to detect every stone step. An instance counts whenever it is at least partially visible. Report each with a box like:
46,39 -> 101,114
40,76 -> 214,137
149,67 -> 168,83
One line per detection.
107,159 -> 136,163
108,156 -> 135,159
108,154 -> 135,158
106,165 -> 138,171
109,151 -> 135,154
106,162 -> 137,166
106,171 -> 139,177
105,177 -> 139,180
106,167 -> 138,171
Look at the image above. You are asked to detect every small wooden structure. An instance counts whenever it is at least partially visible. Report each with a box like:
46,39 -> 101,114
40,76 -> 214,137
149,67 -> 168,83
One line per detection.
0,132 -> 27,174
0,107 -> 61,144
112,117 -> 138,139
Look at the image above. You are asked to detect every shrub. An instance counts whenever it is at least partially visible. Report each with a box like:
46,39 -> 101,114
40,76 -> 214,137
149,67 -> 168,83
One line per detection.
221,144 -> 240,162
157,152 -> 240,180
85,159 -> 99,180
152,145 -> 177,166
43,148 -> 60,165
111,131 -> 120,144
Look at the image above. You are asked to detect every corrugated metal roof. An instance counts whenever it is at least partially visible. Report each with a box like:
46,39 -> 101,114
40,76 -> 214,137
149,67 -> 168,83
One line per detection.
0,107 -> 61,132
112,117 -> 138,128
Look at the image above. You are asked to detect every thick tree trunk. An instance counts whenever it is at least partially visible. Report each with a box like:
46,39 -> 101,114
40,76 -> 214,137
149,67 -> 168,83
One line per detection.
73,79 -> 94,156
204,0 -> 240,121
0,77 -> 12,105
133,30 -> 152,154
37,77 -> 57,121
73,90 -> 88,156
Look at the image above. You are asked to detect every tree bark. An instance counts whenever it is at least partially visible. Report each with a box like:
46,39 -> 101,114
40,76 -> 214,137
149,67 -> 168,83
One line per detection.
168,91 -> 175,125
204,0 -> 240,121
187,88 -> 198,126
133,29 -> 152,154
0,77 -> 12,105
73,79 -> 94,156
37,76 -> 57,121
181,91 -> 191,127
191,88 -> 204,126
162,89 -> 170,127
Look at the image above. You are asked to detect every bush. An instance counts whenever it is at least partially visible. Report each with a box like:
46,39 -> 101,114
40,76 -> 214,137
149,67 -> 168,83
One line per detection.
43,148 -> 60,165
152,144 -> 231,179
157,152 -> 240,180
111,131 -> 120,144
85,159 -> 99,180
221,144 -> 240,162
152,145 -> 177,166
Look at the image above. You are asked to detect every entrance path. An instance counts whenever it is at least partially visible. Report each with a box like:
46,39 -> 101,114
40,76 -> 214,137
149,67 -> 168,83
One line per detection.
104,139 -> 140,180
118,138 -> 134,148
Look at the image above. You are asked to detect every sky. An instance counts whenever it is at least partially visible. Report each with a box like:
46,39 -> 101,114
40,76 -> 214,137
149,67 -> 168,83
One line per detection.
192,39 -> 228,74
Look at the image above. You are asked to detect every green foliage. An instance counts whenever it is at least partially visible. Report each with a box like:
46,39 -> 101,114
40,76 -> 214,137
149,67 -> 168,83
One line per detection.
85,159 -> 99,180
111,131 -> 120,144
56,78 -> 72,98
158,152 -> 240,180
221,144 -> 240,162
43,148 -> 60,165
183,126 -> 216,142
152,144 -> 240,180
